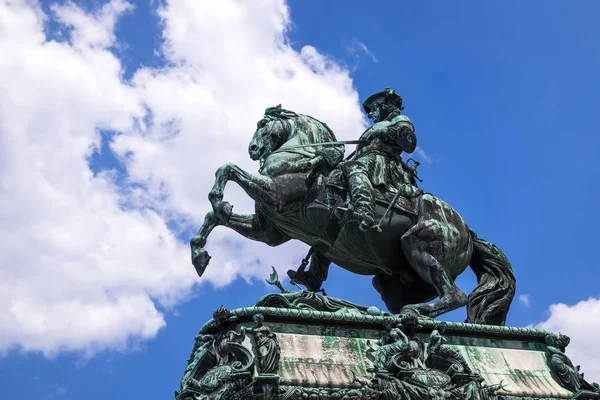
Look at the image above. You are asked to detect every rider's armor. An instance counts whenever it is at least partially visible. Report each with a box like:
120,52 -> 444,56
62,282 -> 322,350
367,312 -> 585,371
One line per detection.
337,93 -> 418,230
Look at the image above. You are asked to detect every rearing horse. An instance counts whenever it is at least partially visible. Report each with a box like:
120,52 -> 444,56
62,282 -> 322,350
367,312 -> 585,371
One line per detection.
191,106 -> 516,325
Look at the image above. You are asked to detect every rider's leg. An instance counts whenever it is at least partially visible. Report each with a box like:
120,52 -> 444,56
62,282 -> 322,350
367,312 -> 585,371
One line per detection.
339,161 -> 375,231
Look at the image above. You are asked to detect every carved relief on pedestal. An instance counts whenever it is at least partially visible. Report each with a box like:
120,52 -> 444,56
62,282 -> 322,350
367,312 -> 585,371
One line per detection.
175,307 -> 254,400
544,333 -> 600,399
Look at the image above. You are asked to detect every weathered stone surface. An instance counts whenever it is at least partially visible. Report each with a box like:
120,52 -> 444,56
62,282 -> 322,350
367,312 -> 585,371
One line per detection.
261,326 -> 567,397
273,326 -> 377,387
440,336 -> 571,398
177,305 -> 596,400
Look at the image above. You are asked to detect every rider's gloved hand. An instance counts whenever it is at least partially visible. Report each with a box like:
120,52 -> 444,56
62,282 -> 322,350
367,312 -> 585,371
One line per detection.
294,155 -> 324,172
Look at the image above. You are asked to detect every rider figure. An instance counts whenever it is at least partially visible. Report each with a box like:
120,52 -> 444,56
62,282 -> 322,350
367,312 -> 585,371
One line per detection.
338,88 -> 417,231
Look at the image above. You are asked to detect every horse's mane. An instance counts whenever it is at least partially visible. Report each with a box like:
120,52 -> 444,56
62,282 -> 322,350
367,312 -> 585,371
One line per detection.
262,104 -> 336,138
263,104 -> 298,121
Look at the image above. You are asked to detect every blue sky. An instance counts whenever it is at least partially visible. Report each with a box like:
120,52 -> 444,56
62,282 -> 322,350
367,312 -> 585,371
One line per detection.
1,0 -> 600,399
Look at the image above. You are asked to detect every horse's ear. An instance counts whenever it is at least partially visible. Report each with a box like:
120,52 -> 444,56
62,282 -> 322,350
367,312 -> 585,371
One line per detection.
264,104 -> 283,116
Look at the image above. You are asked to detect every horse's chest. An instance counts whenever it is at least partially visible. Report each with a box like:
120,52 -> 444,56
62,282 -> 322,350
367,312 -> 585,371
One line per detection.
260,153 -> 303,176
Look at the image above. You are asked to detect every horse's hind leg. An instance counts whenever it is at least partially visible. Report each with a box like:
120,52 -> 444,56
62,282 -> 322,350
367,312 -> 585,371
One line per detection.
399,221 -> 469,318
373,273 -> 438,315
372,274 -> 410,314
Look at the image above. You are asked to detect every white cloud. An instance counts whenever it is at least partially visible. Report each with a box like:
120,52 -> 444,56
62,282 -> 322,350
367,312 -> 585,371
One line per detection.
116,0 -> 367,290
51,0 -> 134,49
413,147 -> 433,165
344,38 -> 378,63
0,0 -> 366,356
534,297 -> 600,383
518,294 -> 531,308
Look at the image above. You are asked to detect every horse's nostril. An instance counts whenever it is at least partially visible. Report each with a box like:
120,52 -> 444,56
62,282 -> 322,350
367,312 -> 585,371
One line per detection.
249,144 -> 258,152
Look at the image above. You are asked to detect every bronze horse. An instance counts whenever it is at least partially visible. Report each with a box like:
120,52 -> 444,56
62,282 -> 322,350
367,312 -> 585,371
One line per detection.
191,106 -> 516,325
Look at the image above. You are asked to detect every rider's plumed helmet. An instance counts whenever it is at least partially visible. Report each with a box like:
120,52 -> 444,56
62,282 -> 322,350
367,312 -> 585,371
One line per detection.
362,87 -> 404,114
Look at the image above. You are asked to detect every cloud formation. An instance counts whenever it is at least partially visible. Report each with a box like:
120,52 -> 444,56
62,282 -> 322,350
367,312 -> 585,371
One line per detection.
518,294 -> 531,308
0,0 -> 366,356
344,38 -> 378,63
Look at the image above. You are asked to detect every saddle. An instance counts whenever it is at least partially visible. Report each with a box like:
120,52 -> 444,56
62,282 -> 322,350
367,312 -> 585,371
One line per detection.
324,167 -> 421,216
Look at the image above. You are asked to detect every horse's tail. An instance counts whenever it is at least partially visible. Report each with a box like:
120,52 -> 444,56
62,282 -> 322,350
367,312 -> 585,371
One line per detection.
466,229 -> 516,325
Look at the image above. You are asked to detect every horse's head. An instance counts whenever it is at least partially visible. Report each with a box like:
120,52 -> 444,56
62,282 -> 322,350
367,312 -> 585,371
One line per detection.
248,105 -> 296,163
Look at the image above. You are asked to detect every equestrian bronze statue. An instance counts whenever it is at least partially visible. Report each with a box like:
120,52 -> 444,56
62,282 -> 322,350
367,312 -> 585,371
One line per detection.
190,88 -> 516,325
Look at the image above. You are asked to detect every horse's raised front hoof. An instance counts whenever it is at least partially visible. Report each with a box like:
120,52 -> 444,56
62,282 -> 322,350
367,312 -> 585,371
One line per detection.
192,249 -> 211,278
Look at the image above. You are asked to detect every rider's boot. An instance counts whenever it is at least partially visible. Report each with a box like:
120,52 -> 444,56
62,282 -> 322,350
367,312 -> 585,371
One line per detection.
287,268 -> 321,292
352,179 -> 375,231
336,164 -> 375,231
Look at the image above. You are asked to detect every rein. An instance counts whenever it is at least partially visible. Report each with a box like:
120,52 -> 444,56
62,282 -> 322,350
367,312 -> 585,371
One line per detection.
270,139 -> 367,155
258,118 -> 366,171
266,139 -> 368,161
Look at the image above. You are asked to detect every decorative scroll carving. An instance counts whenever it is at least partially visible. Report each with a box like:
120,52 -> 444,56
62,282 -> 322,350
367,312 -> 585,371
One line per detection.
260,267 -> 386,316
175,307 -> 254,400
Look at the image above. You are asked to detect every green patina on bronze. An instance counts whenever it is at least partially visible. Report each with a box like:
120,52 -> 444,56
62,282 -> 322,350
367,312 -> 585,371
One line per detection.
176,299 -> 600,399
179,90 -> 596,399
191,88 -> 516,326
195,305 -> 553,341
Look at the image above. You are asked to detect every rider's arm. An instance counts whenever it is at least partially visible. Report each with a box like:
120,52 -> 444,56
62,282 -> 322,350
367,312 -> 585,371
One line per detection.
388,117 -> 417,154
315,146 -> 344,167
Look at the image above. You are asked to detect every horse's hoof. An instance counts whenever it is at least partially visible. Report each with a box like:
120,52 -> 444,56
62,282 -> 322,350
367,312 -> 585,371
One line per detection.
397,305 -> 422,318
192,249 -> 211,277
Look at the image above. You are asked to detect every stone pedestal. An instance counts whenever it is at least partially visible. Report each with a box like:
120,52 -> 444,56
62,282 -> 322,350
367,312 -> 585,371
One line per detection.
175,297 -> 599,400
